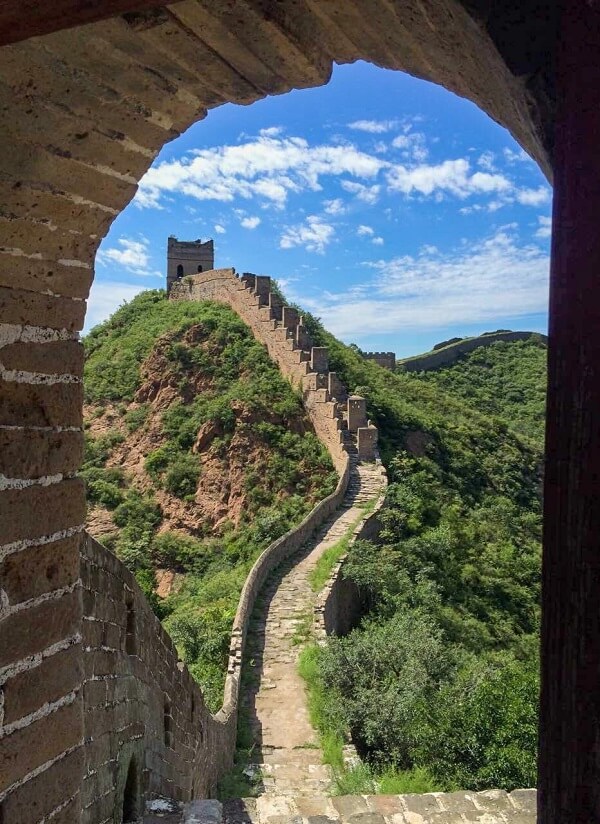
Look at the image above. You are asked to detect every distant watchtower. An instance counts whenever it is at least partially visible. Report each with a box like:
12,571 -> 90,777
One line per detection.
166,236 -> 214,293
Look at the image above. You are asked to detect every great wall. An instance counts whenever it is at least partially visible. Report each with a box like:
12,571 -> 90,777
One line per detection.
397,331 -> 548,373
1,265 -> 537,823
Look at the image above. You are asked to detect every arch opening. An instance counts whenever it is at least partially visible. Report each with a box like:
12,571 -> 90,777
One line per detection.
122,756 -> 140,824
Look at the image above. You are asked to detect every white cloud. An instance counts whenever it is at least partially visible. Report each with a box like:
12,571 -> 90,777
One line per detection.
348,119 -> 398,134
214,223 -> 226,234
516,186 -> 551,206
391,131 -> 428,162
536,215 -> 552,238
138,134 -> 384,210
357,225 -> 375,237
96,237 -> 160,277
259,126 -> 284,137
324,198 -> 345,215
504,147 -> 533,164
84,281 -> 148,333
477,151 -> 496,171
241,215 -> 261,229
307,228 -> 549,336
341,180 -> 381,204
386,158 -> 511,199
280,216 -> 335,254
372,236 -> 384,246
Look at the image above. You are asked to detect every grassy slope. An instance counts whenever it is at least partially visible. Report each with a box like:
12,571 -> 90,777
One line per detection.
415,338 -> 547,444
83,290 -> 337,709
298,314 -> 543,793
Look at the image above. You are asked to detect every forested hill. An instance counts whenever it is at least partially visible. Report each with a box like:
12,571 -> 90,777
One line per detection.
300,314 -> 543,795
414,338 -> 547,444
82,289 -> 337,708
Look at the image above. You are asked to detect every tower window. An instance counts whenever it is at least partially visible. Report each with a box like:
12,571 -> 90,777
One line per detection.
177,264 -> 184,278
197,265 -> 203,272
164,696 -> 173,748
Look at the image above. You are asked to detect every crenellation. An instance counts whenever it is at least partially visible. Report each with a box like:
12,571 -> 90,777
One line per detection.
310,346 -> 329,373
362,351 -> 396,370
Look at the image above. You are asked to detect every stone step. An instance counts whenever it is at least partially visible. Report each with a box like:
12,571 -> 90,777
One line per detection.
145,790 -> 536,824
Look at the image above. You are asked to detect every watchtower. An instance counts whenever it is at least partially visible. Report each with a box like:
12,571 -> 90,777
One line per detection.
167,236 -> 214,293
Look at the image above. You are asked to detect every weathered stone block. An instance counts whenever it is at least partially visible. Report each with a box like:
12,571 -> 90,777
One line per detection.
3,644 -> 82,724
0,377 -> 83,428
1,747 -> 84,823
0,428 -> 83,478
332,796 -> 369,816
0,286 -> 86,330
310,346 -> 328,373
1,534 -> 80,604
0,477 -> 85,544
509,789 -> 537,814
0,590 -> 80,669
0,340 -> 84,376
0,701 -> 82,792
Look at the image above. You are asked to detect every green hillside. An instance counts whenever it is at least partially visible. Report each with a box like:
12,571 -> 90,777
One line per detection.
415,338 -> 547,444
83,290 -> 337,709
300,315 -> 543,793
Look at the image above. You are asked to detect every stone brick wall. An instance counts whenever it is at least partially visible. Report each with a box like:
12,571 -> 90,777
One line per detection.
80,534 -> 236,823
362,351 -> 396,370
398,331 -> 548,372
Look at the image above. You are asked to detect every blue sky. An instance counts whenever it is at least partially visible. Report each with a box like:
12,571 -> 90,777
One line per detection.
89,62 -> 552,357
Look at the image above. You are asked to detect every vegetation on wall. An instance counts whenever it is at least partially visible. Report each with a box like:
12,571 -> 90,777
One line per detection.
83,290 -> 337,710
299,313 -> 543,793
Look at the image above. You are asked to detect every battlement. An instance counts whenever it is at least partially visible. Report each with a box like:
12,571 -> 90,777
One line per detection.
170,268 -> 381,467
362,351 -> 396,370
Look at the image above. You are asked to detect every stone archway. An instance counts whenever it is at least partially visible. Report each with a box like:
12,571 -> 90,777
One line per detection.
0,2 -> 598,823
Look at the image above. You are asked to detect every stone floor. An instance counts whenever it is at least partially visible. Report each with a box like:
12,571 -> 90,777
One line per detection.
240,457 -> 385,796
146,789 -> 537,824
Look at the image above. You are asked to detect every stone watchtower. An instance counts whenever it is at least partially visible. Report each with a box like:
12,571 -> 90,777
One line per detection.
166,236 -> 214,293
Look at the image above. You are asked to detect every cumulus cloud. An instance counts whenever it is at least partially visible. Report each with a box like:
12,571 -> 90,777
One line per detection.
504,147 -> 533,164
96,237 -> 160,277
372,236 -> 384,246
324,198 -> 345,215
308,228 -> 549,336
348,119 -> 398,133
516,186 -> 551,206
280,216 -> 335,254
240,215 -> 261,229
214,223 -> 226,234
536,215 -> 552,238
341,180 -> 381,204
357,225 -> 375,237
84,281 -> 148,333
386,159 -> 511,198
391,131 -> 428,162
137,134 -> 383,210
